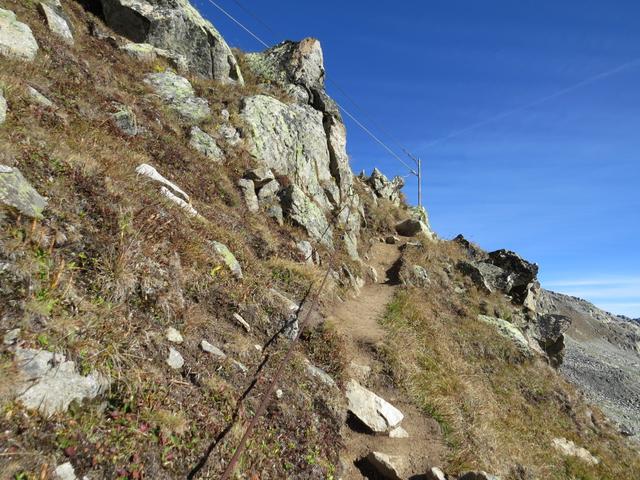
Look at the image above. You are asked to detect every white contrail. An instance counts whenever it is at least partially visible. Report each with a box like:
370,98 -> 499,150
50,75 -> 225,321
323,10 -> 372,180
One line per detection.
423,57 -> 640,148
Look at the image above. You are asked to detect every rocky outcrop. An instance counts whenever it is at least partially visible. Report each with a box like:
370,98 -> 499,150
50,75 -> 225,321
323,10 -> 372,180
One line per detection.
144,71 -> 210,123
13,348 -> 110,417
98,0 -> 243,83
0,8 -> 39,61
0,166 -> 47,218
364,168 -> 404,205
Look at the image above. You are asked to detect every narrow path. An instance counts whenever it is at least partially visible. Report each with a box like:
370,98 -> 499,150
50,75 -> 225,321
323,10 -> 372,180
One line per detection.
327,242 -> 445,479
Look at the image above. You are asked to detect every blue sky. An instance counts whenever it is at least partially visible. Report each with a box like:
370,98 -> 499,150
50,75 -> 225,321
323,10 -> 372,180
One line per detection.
195,0 -> 640,317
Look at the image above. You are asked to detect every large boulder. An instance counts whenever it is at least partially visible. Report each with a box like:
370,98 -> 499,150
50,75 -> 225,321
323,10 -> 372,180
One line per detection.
242,95 -> 334,211
530,313 -> 571,364
98,0 -> 243,83
345,379 -> 404,433
144,71 -> 210,123
487,249 -> 538,302
13,348 -> 110,417
0,166 -> 47,218
280,185 -> 333,249
395,218 -> 433,239
0,8 -> 39,61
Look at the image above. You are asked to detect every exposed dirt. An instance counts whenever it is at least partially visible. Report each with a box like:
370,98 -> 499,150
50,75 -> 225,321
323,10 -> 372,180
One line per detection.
327,242 -> 445,479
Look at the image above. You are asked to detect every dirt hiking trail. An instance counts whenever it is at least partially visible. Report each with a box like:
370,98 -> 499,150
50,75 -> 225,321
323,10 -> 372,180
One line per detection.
327,242 -> 445,479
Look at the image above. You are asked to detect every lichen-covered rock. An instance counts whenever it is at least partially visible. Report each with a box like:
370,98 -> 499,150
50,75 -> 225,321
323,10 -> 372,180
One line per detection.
166,347 -> 184,369
280,185 -> 333,249
478,315 -> 532,355
144,71 -> 210,123
212,241 -> 242,279
39,3 -> 73,44
0,166 -> 47,218
244,38 -> 325,94
14,348 -> 110,417
111,102 -> 139,136
189,126 -> 223,161
99,0 -> 243,83
0,89 -> 6,124
242,95 -> 334,211
0,8 -> 39,61
120,42 -> 188,71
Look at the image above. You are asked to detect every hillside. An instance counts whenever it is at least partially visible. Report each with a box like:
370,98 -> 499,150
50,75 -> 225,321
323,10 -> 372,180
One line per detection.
1,1 -> 639,479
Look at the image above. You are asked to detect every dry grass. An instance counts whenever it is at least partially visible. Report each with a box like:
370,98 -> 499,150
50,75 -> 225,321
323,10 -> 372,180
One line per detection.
379,241 -> 640,479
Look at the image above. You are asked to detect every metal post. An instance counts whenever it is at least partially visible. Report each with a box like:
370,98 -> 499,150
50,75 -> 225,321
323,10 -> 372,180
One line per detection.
417,157 -> 422,209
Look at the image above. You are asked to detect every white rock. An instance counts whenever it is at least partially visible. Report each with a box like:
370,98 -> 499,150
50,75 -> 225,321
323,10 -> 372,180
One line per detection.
232,360 -> 248,374
200,340 -> 226,358
552,437 -> 599,465
136,163 -> 190,202
3,328 -> 20,345
0,8 -> 39,61
345,380 -> 404,433
39,3 -> 73,44
232,313 -> 251,332
166,347 -> 184,369
275,388 -> 283,399
365,452 -> 405,480
305,360 -> 337,388
425,467 -> 447,480
165,327 -> 183,344
254,344 -> 263,352
160,186 -> 200,217
54,462 -> 77,480
14,348 -> 109,417
27,86 -> 54,108
388,426 -> 409,438
0,90 -> 6,124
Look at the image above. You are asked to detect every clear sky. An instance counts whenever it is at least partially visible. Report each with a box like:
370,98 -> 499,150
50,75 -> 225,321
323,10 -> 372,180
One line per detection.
195,0 -> 640,317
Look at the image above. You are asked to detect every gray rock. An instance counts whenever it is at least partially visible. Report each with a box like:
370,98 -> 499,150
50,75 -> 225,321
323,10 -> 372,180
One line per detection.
3,328 -> 20,345
530,313 -> 570,358
487,249 -> 538,304
0,8 -> 39,61
212,241 -> 242,279
98,0 -> 243,83
345,380 -> 404,433
385,235 -> 399,245
54,462 -> 77,480
111,103 -> 139,136
200,340 -> 225,358
305,361 -> 336,388
364,452 -> 405,480
165,327 -> 183,343
189,126 -> 223,161
14,348 -> 110,417
280,185 -> 333,249
144,71 -> 210,123
244,38 -> 325,94
237,178 -> 259,213
388,426 -> 409,438
551,438 -> 599,465
266,203 -> 284,226
166,347 -> 184,369
121,42 -> 188,71
0,166 -> 47,218
268,288 -> 300,340
400,264 -> 430,287
395,218 -> 433,238
244,167 -> 275,187
242,95 -> 333,211
27,86 -> 54,108
39,3 -> 73,44
0,89 -> 6,124
296,240 -> 314,264
257,179 -> 280,202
